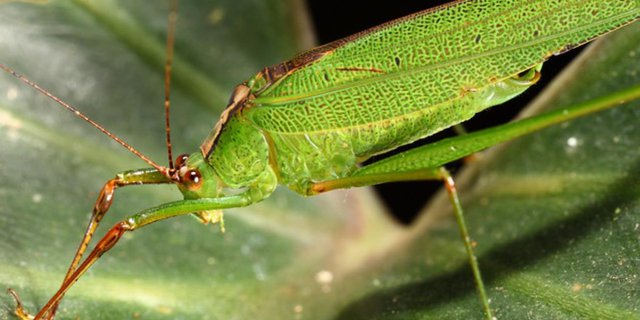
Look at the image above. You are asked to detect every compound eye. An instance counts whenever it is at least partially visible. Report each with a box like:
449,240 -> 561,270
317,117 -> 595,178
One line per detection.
183,169 -> 202,188
175,154 -> 189,168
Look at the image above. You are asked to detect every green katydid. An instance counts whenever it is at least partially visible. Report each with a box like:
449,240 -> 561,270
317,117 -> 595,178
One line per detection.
0,0 -> 639,319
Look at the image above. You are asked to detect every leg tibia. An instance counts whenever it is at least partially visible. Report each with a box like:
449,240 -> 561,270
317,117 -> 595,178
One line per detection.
67,168 -> 171,280
26,188 -> 268,319
438,168 -> 492,320
307,166 -> 493,319
9,168 -> 171,320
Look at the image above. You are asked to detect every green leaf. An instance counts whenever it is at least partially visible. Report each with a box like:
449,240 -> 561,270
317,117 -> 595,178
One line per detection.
0,1 -> 638,320
0,1 -> 397,319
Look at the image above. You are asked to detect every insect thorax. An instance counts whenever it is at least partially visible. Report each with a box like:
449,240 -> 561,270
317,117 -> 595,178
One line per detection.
206,115 -> 271,189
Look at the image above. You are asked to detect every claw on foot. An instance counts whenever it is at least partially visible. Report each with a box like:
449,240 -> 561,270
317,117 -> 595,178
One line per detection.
7,288 -> 34,320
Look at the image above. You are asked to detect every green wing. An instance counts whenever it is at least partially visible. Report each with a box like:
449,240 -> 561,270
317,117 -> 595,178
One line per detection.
247,0 -> 639,134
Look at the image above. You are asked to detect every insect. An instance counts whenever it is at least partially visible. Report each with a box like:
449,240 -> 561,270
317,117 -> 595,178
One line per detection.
0,0 -> 639,319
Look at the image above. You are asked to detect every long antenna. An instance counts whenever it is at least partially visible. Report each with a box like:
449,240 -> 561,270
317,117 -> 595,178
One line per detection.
163,0 -> 178,172
0,63 -> 169,176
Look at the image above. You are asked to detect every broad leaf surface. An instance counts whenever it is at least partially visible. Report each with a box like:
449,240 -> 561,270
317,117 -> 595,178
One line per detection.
0,1 -> 638,319
0,1 -> 399,319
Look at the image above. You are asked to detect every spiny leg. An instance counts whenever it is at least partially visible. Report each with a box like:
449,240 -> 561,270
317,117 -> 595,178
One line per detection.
438,168 -> 491,319
31,221 -> 132,320
309,167 -> 493,320
25,188 -> 267,319
9,168 -> 171,320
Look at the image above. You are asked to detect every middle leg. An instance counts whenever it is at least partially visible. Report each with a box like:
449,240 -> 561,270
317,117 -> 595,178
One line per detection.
308,167 -> 493,320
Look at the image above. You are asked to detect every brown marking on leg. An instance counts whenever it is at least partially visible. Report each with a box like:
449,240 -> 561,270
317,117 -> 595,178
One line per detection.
34,222 -> 132,319
46,178 -> 122,319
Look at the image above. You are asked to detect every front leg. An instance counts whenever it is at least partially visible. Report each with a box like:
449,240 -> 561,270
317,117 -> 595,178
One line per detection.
9,168 -> 171,320
16,188 -> 271,320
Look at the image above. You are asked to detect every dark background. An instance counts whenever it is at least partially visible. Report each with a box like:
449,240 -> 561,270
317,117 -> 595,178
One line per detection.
305,0 -> 583,224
